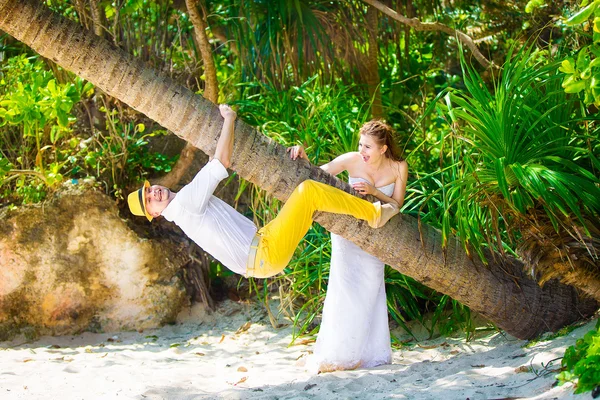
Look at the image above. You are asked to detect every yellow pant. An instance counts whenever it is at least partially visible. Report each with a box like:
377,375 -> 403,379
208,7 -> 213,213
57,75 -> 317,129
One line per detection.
246,180 -> 381,278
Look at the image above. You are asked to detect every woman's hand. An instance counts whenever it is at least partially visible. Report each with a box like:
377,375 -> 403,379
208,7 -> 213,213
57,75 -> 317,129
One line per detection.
352,181 -> 377,195
286,145 -> 308,161
219,104 -> 237,120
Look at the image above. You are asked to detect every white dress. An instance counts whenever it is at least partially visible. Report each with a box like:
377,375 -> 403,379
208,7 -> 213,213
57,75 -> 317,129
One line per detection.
309,177 -> 394,372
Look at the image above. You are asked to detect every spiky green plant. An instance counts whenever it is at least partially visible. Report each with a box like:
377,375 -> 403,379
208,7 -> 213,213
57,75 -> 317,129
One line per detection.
423,44 -> 600,293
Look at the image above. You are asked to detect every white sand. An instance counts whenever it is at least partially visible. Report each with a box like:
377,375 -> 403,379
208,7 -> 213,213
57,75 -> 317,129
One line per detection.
0,299 -> 594,400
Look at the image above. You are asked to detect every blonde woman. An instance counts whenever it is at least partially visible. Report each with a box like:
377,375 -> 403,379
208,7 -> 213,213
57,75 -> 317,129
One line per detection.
288,120 -> 408,372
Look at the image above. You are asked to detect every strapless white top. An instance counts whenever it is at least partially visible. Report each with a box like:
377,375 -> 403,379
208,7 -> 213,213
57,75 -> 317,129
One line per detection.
348,177 -> 395,197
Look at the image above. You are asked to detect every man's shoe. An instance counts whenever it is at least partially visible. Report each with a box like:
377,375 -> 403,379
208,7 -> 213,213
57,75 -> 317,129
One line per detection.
370,202 -> 399,228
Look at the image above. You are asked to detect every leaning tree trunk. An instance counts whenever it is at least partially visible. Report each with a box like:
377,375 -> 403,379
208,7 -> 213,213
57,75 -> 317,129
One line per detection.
157,0 -> 218,190
0,0 -> 596,340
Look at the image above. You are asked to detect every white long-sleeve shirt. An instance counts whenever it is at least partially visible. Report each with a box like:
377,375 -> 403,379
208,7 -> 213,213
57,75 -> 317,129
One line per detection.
161,159 -> 256,275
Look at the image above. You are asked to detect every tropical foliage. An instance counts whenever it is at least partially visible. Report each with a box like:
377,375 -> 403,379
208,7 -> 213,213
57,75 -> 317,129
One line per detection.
556,319 -> 600,394
560,0 -> 600,106
426,45 -> 600,288
0,0 -> 599,366
0,54 -> 175,205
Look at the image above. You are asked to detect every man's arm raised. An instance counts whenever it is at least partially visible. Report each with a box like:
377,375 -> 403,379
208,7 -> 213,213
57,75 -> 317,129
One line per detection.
213,104 -> 237,168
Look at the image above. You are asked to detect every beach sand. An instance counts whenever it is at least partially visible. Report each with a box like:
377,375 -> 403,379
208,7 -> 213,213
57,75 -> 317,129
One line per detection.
0,299 -> 594,400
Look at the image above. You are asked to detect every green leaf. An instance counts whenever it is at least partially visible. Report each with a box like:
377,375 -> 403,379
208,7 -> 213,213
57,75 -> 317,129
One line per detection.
577,48 -> 591,71
556,370 -> 574,384
47,79 -> 56,93
588,336 -> 600,356
525,0 -> 546,13
57,109 -> 69,127
559,58 -> 576,74
495,158 -> 510,199
566,1 -> 599,25
104,5 -> 114,19
0,157 -> 12,178
582,67 -> 593,79
564,79 -> 587,93
590,58 -> 600,69
594,16 -> 600,32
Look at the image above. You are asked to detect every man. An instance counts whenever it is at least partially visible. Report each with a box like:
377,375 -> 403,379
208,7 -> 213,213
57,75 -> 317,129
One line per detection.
128,104 -> 399,278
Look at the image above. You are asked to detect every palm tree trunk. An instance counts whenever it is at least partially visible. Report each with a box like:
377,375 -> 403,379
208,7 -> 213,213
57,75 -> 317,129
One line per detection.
403,0 -> 412,72
0,0 -> 596,340
89,0 -> 104,38
186,0 -> 218,102
364,6 -> 383,119
158,0 -> 218,190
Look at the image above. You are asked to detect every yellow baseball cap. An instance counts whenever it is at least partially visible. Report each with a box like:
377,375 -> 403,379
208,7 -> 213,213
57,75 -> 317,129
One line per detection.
127,180 -> 153,221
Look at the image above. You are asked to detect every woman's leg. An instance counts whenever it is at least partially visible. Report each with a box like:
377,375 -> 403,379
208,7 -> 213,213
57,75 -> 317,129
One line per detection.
248,180 -> 380,278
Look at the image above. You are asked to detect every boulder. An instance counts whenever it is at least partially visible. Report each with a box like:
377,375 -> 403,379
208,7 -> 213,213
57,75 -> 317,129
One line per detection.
0,181 -> 189,341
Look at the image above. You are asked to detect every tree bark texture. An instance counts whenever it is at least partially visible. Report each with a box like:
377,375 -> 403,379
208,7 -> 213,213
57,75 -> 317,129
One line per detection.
186,0 -> 218,103
364,6 -> 383,119
158,0 -> 218,190
0,0 -> 596,340
89,0 -> 104,38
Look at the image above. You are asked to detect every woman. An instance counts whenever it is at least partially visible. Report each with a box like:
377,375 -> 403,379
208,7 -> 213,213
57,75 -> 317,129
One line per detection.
288,120 -> 408,372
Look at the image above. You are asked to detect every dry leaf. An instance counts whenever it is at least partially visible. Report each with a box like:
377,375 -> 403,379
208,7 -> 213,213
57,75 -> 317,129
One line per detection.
237,366 -> 248,372
236,321 -> 252,334
195,352 -> 205,357
234,377 -> 247,386
514,365 -> 531,373
450,350 -> 460,355
295,339 -> 315,346
219,334 -> 225,343
23,359 -> 34,363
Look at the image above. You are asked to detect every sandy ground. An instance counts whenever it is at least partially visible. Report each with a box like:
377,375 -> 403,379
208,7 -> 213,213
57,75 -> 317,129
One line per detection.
0,299 -> 594,400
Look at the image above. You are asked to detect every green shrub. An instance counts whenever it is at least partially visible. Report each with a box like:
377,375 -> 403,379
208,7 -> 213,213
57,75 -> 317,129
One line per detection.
556,319 -> 600,394
0,55 -> 89,203
0,55 -> 177,205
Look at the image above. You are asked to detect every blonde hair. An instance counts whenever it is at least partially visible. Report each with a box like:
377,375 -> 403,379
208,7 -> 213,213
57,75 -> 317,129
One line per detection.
359,120 -> 402,161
